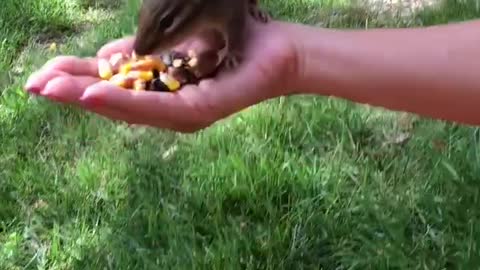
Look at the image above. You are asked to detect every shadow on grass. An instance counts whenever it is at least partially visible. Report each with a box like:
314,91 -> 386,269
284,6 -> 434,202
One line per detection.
63,97 -> 480,269
262,0 -> 480,29
3,0 -> 480,267
65,122 -> 338,269
76,0 -> 124,10
415,0 -> 480,25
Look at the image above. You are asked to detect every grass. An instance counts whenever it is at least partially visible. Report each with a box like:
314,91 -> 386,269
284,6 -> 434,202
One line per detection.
1,0 -> 480,268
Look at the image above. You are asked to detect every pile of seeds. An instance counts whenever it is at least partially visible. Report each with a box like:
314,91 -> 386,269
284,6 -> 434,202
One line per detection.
97,50 -> 200,92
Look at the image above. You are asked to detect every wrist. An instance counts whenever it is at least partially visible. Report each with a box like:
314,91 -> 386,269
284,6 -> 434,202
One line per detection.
287,24 -> 400,104
288,24 -> 348,97
285,20 -> 480,127
276,22 -> 343,98
258,21 -> 313,97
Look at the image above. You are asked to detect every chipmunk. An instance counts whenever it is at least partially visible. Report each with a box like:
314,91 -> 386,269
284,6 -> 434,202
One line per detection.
132,0 -> 270,70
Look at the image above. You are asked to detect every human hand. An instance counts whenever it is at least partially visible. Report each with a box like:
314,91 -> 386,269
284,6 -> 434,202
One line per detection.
24,18 -> 299,132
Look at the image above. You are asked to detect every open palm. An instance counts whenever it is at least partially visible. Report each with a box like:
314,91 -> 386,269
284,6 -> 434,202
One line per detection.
24,18 -> 298,132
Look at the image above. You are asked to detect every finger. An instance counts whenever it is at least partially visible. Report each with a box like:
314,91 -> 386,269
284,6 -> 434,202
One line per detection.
79,55 -> 272,129
25,70 -> 70,95
38,74 -> 139,124
96,36 -> 135,59
40,74 -> 101,103
25,56 -> 99,93
41,56 -> 98,75
78,81 -> 204,128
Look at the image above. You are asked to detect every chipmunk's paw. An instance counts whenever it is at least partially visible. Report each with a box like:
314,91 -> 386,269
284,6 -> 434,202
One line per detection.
222,51 -> 243,70
248,6 -> 271,23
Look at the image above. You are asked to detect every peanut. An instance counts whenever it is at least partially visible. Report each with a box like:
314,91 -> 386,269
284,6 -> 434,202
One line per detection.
160,73 -> 180,91
133,79 -> 147,91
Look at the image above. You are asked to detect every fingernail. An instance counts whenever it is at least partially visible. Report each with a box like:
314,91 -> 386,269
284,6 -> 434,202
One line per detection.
80,96 -> 104,108
26,86 -> 41,95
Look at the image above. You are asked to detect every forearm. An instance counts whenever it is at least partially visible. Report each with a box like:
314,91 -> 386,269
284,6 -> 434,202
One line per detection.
290,20 -> 480,125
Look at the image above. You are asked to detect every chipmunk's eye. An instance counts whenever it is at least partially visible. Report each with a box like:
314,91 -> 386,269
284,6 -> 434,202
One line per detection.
159,13 -> 175,31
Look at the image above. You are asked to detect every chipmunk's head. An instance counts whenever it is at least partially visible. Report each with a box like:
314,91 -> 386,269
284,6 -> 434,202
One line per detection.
133,0 -> 203,56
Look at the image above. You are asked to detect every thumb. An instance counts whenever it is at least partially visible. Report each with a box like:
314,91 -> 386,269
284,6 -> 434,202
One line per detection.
96,36 -> 135,59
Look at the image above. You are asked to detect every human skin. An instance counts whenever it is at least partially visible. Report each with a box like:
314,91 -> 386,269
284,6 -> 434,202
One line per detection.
292,19 -> 480,126
24,18 -> 480,132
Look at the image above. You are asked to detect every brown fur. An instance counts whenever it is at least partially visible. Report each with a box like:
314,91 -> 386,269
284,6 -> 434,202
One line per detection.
133,0 -> 270,69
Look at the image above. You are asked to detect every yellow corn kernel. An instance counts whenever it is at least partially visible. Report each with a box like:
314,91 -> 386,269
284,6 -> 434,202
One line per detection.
109,74 -> 132,88
126,70 -> 154,81
131,58 -> 167,72
160,73 -> 180,91
98,58 -> 113,80
119,62 -> 132,74
49,42 -> 57,52
109,52 -> 128,72
109,52 -> 124,64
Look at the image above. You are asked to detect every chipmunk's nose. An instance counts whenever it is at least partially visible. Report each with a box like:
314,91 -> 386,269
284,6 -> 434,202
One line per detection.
132,36 -> 154,56
133,31 -> 172,56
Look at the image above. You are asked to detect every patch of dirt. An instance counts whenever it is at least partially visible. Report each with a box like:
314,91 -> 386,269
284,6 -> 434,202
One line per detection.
315,0 -> 443,28
8,7 -> 115,82
78,0 -> 123,10
363,0 -> 441,19
32,28 -> 81,47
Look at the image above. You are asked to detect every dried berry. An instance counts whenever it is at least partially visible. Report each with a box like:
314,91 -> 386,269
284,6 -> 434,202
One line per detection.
152,69 -> 160,79
145,80 -> 152,90
168,66 -> 197,85
151,78 -> 170,92
98,48 -> 208,92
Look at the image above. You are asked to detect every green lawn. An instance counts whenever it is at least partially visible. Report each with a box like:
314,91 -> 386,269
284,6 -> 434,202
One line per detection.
2,0 -> 480,268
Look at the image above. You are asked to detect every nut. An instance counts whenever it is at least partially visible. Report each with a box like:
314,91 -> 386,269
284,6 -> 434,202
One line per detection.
160,73 -> 181,91
133,79 -> 147,91
98,48 -> 208,92
172,58 -> 184,68
187,57 -> 198,68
